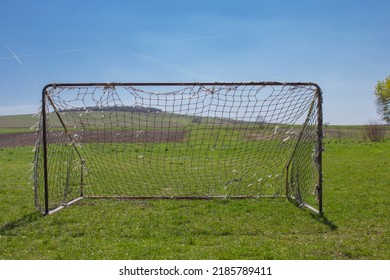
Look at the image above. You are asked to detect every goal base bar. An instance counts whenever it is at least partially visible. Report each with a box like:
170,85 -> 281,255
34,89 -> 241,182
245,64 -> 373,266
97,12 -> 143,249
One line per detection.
84,195 -> 285,200
287,195 -> 322,216
46,197 -> 84,215
44,195 -> 321,215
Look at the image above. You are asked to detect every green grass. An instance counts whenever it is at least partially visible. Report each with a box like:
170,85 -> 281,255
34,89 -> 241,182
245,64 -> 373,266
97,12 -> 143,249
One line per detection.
1,137 -> 390,259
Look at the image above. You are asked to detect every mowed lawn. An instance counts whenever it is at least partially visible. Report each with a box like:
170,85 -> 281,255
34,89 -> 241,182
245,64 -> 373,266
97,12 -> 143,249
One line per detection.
0,131 -> 390,259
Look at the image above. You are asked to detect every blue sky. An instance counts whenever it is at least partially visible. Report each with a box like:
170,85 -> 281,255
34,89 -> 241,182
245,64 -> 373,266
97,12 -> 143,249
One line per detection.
0,0 -> 389,124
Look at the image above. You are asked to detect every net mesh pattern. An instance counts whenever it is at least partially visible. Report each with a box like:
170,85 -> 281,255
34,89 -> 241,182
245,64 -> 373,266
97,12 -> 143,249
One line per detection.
34,83 -> 322,212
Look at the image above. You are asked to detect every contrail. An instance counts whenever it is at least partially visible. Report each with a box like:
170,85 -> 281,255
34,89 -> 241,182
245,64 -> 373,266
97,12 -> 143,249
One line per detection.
0,36 -> 229,61
0,47 -> 93,61
3,43 -> 39,86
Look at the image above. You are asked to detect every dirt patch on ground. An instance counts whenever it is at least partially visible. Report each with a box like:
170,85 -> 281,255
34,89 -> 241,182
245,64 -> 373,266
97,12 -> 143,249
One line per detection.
0,130 -> 187,148
0,132 -> 38,148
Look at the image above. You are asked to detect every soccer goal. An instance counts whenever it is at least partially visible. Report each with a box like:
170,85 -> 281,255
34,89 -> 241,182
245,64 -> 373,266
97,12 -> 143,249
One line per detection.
33,82 -> 323,215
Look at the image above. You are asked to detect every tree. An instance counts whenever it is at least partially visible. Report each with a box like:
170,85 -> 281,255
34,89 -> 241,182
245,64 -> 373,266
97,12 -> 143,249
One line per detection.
375,75 -> 390,123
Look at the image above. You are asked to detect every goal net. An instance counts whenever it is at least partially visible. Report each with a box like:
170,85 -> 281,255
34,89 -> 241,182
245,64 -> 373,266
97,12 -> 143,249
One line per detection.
33,82 -> 323,215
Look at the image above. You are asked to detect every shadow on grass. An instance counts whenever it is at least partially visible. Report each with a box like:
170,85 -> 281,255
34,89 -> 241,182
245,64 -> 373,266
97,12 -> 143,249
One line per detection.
0,212 -> 43,235
311,213 -> 338,230
292,200 -> 338,230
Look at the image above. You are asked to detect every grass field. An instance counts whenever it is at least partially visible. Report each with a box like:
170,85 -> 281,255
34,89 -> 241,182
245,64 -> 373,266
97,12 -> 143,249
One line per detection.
0,115 -> 390,259
0,114 -> 38,134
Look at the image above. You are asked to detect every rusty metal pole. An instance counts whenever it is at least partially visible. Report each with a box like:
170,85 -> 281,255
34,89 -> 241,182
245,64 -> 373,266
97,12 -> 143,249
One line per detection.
41,85 -> 51,215
316,85 -> 324,216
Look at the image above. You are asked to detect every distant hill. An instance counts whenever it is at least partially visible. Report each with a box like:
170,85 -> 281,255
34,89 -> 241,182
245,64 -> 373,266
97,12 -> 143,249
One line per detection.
0,114 -> 37,129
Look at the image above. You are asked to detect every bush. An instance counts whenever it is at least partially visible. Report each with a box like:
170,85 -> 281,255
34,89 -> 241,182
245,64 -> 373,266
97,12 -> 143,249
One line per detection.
363,120 -> 386,142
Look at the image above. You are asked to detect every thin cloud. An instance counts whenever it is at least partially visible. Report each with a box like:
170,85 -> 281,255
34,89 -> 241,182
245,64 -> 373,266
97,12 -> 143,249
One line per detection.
132,51 -> 221,81
170,34 -> 231,43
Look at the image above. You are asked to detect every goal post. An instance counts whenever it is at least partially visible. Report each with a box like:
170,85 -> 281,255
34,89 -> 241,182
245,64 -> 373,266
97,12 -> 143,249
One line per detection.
33,82 -> 323,215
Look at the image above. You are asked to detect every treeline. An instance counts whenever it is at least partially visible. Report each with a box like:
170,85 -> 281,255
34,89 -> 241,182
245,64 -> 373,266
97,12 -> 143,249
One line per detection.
61,105 -> 163,114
